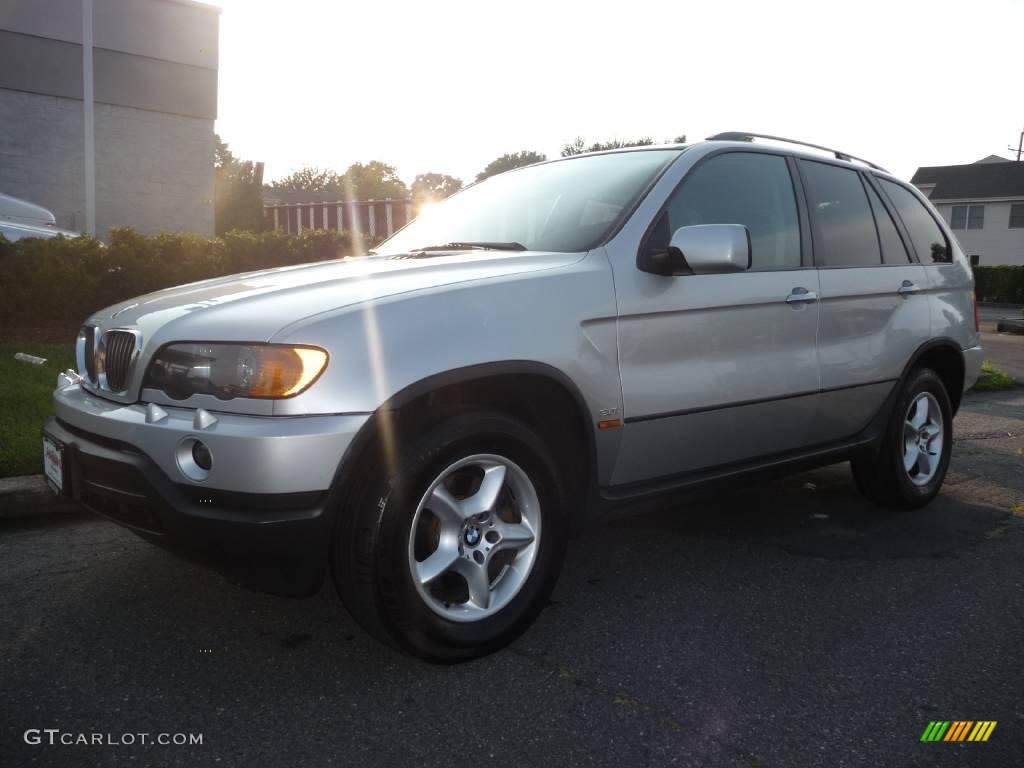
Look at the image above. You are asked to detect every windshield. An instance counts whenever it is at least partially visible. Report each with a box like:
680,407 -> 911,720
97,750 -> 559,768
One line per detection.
377,149 -> 681,255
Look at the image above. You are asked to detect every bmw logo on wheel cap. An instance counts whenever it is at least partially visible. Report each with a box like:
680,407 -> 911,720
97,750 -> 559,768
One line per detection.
464,525 -> 481,546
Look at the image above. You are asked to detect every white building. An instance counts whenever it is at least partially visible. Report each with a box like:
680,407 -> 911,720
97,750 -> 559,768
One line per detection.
912,156 -> 1024,266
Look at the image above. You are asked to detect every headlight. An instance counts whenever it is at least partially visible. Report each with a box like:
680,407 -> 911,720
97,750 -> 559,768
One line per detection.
143,343 -> 328,400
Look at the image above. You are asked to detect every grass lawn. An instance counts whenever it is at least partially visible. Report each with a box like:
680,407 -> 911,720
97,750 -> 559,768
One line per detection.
974,361 -> 1016,392
0,342 -> 75,478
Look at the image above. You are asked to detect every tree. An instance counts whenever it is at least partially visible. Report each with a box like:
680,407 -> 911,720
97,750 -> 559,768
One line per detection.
411,173 -> 463,205
342,161 -> 409,200
214,133 -> 237,169
560,136 -> 653,156
476,151 -> 547,182
269,166 -> 345,193
269,161 -> 409,200
214,134 -> 264,235
561,137 -> 587,157
559,133 -> 688,157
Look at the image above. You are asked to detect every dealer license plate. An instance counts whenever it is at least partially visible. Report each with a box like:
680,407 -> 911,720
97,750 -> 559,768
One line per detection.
43,435 -> 64,494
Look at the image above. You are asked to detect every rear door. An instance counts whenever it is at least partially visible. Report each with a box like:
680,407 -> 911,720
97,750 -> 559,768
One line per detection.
798,159 -> 930,444
611,150 -> 821,486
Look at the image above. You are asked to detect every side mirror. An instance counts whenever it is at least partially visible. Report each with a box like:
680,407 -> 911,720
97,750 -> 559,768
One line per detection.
639,224 -> 751,276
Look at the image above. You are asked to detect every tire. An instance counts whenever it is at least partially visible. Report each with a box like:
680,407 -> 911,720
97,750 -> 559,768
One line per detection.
331,411 -> 568,662
851,367 -> 953,510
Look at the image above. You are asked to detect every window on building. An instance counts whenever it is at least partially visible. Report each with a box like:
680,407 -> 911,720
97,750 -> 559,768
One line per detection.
1009,203 -> 1024,229
951,204 -> 985,230
800,160 -> 881,267
879,179 -> 951,263
644,152 -> 801,269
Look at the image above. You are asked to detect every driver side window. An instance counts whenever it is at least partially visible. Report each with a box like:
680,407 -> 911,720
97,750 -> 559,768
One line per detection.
645,152 -> 802,270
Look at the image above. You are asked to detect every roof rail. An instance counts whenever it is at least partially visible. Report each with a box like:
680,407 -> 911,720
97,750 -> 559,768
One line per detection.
705,132 -> 889,173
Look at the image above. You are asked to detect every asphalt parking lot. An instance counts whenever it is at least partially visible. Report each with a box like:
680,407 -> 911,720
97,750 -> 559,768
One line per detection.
2,361 -> 1023,767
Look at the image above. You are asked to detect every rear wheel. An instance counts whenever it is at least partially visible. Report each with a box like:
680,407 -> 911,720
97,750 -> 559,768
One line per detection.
332,411 -> 567,661
852,367 -> 953,509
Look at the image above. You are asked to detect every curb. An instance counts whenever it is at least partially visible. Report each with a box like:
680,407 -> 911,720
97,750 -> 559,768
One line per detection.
0,474 -> 80,519
995,318 -> 1024,336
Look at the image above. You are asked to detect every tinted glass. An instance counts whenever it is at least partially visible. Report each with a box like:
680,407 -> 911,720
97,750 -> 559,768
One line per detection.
646,152 -> 800,269
801,161 -> 880,267
865,183 -> 910,264
879,179 -> 951,263
378,150 -> 678,255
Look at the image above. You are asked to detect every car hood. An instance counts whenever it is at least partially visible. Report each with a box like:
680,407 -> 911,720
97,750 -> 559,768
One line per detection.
88,250 -> 583,345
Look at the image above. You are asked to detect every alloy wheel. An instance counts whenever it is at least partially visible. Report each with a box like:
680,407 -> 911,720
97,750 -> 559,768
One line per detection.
903,392 -> 944,486
407,454 -> 541,622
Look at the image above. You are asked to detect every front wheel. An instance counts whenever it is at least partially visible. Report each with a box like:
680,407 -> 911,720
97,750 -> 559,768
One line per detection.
852,367 -> 953,509
332,412 -> 567,661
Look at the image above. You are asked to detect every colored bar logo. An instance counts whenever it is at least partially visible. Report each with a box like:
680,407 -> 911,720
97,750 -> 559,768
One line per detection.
920,721 -> 997,742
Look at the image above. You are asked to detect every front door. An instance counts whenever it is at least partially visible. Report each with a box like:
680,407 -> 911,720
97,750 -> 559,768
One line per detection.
610,151 -> 821,486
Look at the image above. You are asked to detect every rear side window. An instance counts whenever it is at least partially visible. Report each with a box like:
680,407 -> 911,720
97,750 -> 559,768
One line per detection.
865,183 -> 910,264
645,152 -> 801,269
800,160 -> 880,267
878,179 -> 951,263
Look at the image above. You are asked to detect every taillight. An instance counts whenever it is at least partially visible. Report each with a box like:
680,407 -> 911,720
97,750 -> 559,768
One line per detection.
972,291 -> 980,332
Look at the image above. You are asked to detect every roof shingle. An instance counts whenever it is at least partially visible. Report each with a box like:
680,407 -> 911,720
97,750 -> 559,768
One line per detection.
911,160 -> 1024,200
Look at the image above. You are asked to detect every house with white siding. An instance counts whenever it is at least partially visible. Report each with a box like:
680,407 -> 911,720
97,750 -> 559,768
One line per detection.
912,156 -> 1024,266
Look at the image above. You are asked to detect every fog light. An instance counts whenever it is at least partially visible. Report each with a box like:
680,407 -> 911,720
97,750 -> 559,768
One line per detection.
176,437 -> 212,482
192,440 -> 212,471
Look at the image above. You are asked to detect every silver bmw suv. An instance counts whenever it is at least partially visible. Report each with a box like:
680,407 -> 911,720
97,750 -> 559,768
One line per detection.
44,134 -> 983,660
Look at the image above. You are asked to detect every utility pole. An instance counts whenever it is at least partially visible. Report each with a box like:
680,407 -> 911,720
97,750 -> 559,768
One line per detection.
83,0 -> 96,234
1010,126 -> 1024,162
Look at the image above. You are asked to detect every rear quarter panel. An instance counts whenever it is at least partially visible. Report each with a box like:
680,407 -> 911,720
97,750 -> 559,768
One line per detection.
888,180 -> 979,352
924,254 -> 979,352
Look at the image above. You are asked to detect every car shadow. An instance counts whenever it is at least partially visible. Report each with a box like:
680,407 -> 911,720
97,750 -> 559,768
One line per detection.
590,463 -> 1010,561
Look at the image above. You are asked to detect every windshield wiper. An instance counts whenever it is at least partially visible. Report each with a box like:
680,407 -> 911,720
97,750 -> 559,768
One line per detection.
411,241 -> 527,252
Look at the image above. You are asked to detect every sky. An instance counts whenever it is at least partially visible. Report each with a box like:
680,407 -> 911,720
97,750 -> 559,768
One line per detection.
205,0 -> 1024,186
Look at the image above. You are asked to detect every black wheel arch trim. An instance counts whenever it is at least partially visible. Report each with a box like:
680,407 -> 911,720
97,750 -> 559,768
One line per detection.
830,336 -> 965,459
324,360 -> 600,525
899,337 -> 966,411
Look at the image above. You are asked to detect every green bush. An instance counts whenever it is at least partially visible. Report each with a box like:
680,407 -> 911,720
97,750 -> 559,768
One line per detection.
0,227 -> 373,333
974,265 -> 1024,304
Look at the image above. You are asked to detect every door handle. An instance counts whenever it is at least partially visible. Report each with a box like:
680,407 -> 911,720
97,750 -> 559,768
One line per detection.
785,287 -> 818,304
897,280 -> 922,295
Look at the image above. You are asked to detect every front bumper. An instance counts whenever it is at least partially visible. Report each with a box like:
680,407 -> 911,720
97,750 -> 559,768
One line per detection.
963,344 -> 984,391
54,384 -> 367,494
45,386 -> 370,594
